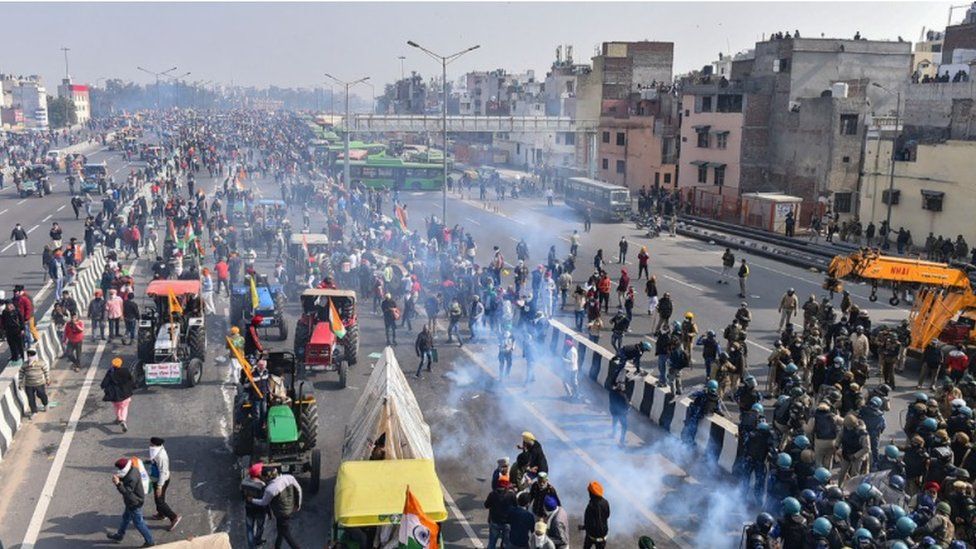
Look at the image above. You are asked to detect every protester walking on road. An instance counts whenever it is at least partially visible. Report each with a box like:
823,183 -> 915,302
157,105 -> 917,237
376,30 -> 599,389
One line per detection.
106,288 -> 124,342
241,462 -> 271,549
562,338 -> 580,400
88,289 -> 107,341
582,481 -> 610,549
107,456 -> 154,547
148,437 -> 181,531
63,313 -> 85,371
10,222 -> 28,257
101,357 -> 135,433
484,476 -> 516,549
247,466 -> 303,549
778,288 -> 798,331
414,324 -> 434,378
18,349 -> 50,419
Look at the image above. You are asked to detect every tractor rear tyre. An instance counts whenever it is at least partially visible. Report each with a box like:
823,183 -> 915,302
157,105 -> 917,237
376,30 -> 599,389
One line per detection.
132,361 -> 147,389
185,358 -> 203,387
137,327 -> 155,364
293,320 -> 310,356
188,327 -> 206,360
299,401 -> 319,449
233,415 -> 254,457
344,324 -> 359,366
339,361 -> 348,388
309,449 -> 321,494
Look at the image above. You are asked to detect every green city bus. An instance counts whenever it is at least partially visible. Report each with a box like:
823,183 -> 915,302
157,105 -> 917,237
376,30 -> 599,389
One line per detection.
348,157 -> 444,190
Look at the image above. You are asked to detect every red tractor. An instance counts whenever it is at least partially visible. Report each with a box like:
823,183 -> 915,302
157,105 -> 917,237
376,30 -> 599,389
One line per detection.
293,289 -> 359,388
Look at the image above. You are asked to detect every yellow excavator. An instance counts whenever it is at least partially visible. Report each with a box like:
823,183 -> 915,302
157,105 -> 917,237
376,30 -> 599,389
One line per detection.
824,249 -> 976,352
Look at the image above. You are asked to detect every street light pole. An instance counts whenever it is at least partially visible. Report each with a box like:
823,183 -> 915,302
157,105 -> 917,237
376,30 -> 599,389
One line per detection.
407,40 -> 480,224
60,46 -> 70,80
871,82 -> 901,248
325,73 -> 370,189
138,66 -> 178,110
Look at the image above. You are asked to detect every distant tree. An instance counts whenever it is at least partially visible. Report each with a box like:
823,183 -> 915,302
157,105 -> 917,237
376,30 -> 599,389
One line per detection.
46,95 -> 77,128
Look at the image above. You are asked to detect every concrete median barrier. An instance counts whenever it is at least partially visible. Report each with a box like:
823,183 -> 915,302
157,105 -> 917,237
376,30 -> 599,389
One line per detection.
544,318 -> 742,473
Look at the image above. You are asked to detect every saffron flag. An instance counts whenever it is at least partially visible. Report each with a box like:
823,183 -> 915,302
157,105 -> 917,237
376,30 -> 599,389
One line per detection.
397,487 -> 439,549
167,289 -> 184,315
249,276 -> 259,313
395,205 -> 408,232
328,298 -> 347,339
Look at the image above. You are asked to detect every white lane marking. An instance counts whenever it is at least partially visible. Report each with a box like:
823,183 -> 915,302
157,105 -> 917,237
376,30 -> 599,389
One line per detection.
0,208 -> 8,215
26,224 -> 39,234
33,280 -> 54,304
1,241 -> 15,253
747,339 -> 774,353
508,236 -> 520,242
21,342 -> 107,549
41,214 -> 52,222
16,199 -> 27,205
464,217 -> 481,226
459,346 -> 684,544
662,274 -> 704,292
441,482 -> 485,548
56,205 -> 66,212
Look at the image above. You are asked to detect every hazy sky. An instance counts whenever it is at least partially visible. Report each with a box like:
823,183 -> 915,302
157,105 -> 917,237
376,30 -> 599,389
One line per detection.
0,2 -> 957,93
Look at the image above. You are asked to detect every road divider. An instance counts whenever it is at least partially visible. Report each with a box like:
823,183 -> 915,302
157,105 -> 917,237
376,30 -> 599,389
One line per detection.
541,318 -> 741,474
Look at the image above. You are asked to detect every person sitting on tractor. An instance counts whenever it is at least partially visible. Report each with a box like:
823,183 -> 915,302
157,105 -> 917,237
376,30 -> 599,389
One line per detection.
245,359 -> 271,437
245,315 -> 265,360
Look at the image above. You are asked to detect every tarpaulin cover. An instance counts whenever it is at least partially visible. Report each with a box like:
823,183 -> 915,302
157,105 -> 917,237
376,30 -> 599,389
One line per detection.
341,346 -> 434,461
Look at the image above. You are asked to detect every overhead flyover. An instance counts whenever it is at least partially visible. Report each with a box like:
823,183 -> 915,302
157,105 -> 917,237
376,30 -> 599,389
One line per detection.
347,114 -> 594,133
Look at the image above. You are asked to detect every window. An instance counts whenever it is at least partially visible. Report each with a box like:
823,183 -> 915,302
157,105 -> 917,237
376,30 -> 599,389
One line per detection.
602,131 -> 610,143
616,132 -> 626,146
616,160 -> 626,174
654,172 -> 660,185
684,109 -> 690,117
697,165 -> 708,183
840,114 -> 858,136
921,190 -> 944,212
602,158 -> 609,170
774,58 -> 791,72
881,189 -> 900,205
842,156 -> 851,163
717,94 -> 743,113
714,165 -> 726,186
701,96 -> 713,112
834,192 -> 853,213
697,130 -> 710,148
716,132 -> 729,149
563,132 -> 575,145
516,143 -> 521,155
664,173 -> 672,184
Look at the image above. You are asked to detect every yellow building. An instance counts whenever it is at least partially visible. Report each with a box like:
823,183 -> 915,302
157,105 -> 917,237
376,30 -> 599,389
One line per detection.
860,138 -> 976,243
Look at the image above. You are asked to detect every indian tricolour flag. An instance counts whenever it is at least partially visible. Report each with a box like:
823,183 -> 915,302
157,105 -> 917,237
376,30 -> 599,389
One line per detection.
328,298 -> 346,339
397,487 -> 438,549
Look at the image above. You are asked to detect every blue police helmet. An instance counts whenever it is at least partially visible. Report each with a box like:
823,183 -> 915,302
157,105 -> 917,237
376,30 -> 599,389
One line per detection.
869,396 -> 883,408
895,516 -> 917,537
782,497 -> 801,516
866,506 -> 886,522
884,445 -> 902,459
706,379 -> 718,392
793,435 -> 810,449
853,528 -> 873,541
833,501 -> 851,520
757,421 -> 771,431
890,543 -> 909,549
784,362 -> 798,374
856,483 -> 873,498
812,517 -> 833,536
889,475 -> 906,491
921,417 -> 939,431
800,489 -> 817,504
962,406 -> 974,418
756,512 -> 774,530
813,467 -> 831,484
751,403 -> 765,414
915,392 -> 929,402
776,452 -> 792,469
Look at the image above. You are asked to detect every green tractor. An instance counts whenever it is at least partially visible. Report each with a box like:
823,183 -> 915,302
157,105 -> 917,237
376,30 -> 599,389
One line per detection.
233,351 -> 321,494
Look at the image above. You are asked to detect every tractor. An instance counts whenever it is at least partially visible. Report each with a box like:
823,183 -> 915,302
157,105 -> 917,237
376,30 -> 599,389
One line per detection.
286,233 -> 331,294
230,274 -> 288,340
232,351 -> 321,494
21,164 -> 52,197
293,289 -> 359,388
134,280 -> 207,388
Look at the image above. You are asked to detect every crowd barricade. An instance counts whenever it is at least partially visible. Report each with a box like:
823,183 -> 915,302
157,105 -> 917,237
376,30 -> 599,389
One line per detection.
543,318 -> 742,473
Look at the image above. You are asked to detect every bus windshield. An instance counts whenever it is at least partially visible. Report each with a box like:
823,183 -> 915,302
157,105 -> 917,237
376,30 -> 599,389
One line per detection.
610,190 -> 630,205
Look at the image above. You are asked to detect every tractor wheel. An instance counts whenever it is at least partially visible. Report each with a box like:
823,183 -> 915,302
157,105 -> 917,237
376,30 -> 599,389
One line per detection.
293,319 -> 310,356
137,327 -> 155,364
132,361 -> 147,389
339,361 -> 348,388
185,358 -> 203,387
344,324 -> 359,366
277,318 -> 288,341
308,449 -> 321,495
188,327 -> 206,360
233,415 -> 254,457
299,401 -> 319,449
